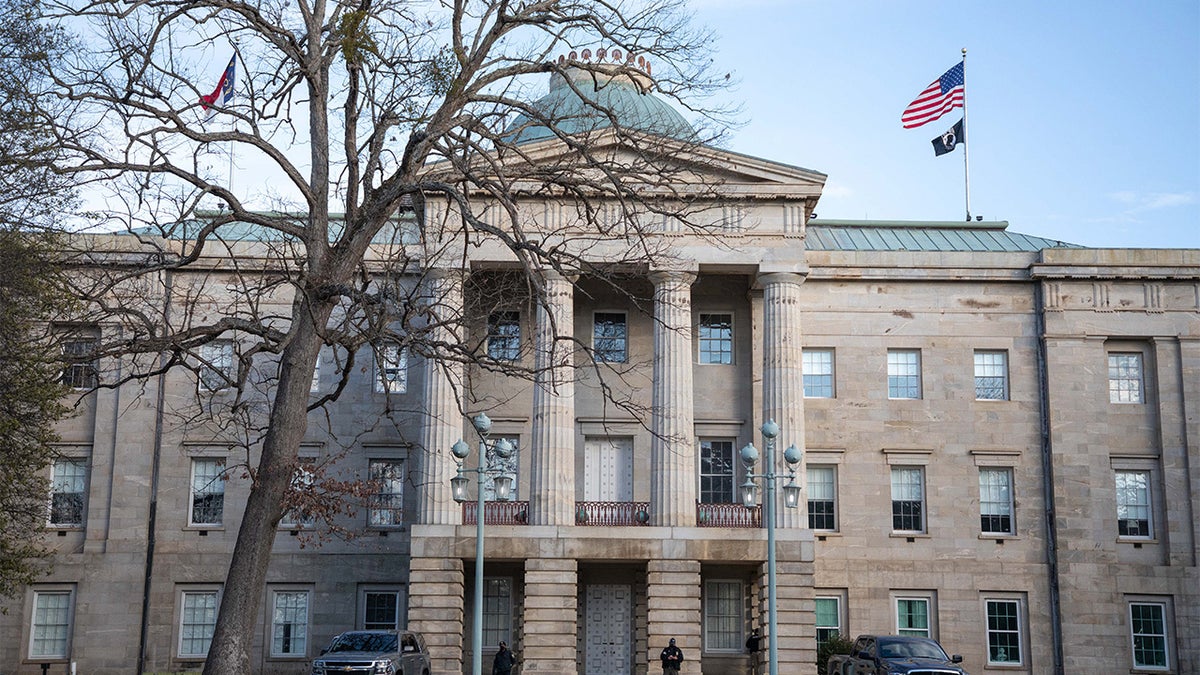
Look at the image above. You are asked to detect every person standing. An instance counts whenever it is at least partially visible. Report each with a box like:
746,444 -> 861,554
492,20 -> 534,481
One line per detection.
660,637 -> 684,674
745,629 -> 762,674
492,641 -> 515,675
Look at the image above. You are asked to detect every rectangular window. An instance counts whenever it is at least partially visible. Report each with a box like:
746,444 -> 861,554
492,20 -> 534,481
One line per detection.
61,337 -> 98,389
1129,601 -> 1169,669
280,460 -> 316,529
362,590 -> 401,631
699,440 -> 734,504
887,349 -> 922,399
189,458 -> 225,526
896,597 -> 930,638
199,340 -> 233,391
271,590 -> 309,657
979,468 -> 1014,535
30,590 -> 72,659
974,350 -> 1009,400
698,313 -> 733,364
1116,470 -> 1152,538
482,578 -> 512,647
803,348 -> 835,398
487,311 -> 521,361
375,342 -> 407,393
1109,352 -> 1144,403
310,355 -> 321,393
891,467 -> 925,533
704,580 -> 742,651
49,459 -> 86,527
985,599 -> 1022,665
593,312 -> 627,363
815,596 -> 842,649
179,590 -> 219,658
807,466 -> 837,531
368,460 -> 404,528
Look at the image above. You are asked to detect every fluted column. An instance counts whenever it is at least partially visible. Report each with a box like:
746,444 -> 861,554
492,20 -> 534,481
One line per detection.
418,268 -> 467,524
530,270 -> 576,526
649,269 -> 697,526
758,271 -> 807,529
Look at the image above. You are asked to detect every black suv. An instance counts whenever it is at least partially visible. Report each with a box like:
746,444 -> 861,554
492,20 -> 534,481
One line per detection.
310,630 -> 431,675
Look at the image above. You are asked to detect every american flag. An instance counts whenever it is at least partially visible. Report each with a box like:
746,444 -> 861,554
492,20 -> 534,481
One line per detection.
901,62 -> 964,129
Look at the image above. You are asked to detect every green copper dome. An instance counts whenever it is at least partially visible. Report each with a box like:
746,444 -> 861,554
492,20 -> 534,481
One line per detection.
504,56 -> 695,145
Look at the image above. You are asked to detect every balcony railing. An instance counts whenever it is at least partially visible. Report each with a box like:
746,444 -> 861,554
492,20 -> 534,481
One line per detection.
462,501 -> 529,525
696,502 -> 761,528
460,500 -> 762,528
574,501 -> 651,526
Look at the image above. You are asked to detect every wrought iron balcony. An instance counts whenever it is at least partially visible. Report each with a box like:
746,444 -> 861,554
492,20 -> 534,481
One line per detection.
462,500 -> 529,525
574,501 -> 651,526
696,502 -> 761,528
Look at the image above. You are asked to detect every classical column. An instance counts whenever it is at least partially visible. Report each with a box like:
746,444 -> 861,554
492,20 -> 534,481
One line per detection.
529,269 -> 576,526
649,269 -> 698,526
418,268 -> 466,525
758,271 -> 807,529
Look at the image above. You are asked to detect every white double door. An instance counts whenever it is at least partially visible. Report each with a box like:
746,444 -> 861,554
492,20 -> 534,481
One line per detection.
583,437 -> 633,502
585,584 -> 633,675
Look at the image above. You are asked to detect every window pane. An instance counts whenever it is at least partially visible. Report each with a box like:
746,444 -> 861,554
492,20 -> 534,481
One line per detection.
272,591 -> 309,656
1130,603 -> 1168,668
369,460 -> 404,527
897,599 -> 929,637
280,461 -> 316,528
815,597 -> 841,648
1109,353 -> 1144,403
62,338 -> 98,389
807,466 -> 836,530
979,468 -> 1014,534
376,342 -> 407,393
594,313 -> 627,363
803,349 -> 834,398
704,581 -> 741,651
190,459 -> 225,526
199,341 -> 233,390
891,468 -> 924,532
1115,470 -> 1152,538
364,592 -> 399,630
974,351 -> 1008,400
49,459 -> 86,526
887,350 -> 921,399
986,600 -> 1021,664
488,311 -> 521,361
698,314 -> 733,364
180,591 -> 218,657
699,440 -> 734,504
31,591 -> 71,658
482,578 -> 511,646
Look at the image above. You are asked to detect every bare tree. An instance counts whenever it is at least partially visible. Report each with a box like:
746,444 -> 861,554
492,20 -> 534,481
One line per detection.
42,0 -> 733,670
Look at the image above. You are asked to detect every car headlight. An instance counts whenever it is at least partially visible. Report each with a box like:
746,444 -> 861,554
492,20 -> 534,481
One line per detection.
310,660 -> 326,675
373,660 -> 396,674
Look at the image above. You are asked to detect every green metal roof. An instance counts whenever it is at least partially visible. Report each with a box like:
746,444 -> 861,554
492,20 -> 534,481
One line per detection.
504,69 -> 695,145
805,220 -> 1083,252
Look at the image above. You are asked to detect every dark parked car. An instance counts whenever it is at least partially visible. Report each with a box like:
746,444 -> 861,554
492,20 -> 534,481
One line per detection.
827,634 -> 967,675
310,629 -> 431,675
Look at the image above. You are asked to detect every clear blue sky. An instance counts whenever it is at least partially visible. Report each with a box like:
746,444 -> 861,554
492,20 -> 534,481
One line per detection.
691,0 -> 1200,248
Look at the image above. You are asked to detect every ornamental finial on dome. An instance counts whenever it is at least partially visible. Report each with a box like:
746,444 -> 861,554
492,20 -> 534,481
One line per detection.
555,46 -> 652,77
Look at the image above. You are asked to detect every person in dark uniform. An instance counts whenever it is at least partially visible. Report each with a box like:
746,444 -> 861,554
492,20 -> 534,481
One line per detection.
492,640 -> 515,675
745,629 -> 762,674
660,637 -> 684,673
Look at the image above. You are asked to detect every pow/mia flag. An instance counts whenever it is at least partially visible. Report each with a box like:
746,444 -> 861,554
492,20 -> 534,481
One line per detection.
932,118 -> 965,156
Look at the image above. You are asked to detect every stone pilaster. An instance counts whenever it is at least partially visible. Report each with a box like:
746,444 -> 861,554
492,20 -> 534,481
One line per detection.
754,560 -> 816,674
649,269 -> 698,526
530,270 -> 576,526
408,556 -> 466,675
646,559 -> 702,675
758,271 -> 807,529
521,558 -> 578,675
418,268 -> 467,524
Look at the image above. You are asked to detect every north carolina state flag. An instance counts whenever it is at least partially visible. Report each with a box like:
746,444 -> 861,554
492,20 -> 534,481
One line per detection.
200,55 -> 236,113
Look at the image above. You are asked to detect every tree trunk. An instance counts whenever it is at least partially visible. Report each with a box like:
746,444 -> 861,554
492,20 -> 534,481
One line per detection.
203,300 -> 330,674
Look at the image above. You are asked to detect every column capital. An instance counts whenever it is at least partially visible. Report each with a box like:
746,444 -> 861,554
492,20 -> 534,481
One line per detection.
755,267 -> 809,289
648,268 -> 698,287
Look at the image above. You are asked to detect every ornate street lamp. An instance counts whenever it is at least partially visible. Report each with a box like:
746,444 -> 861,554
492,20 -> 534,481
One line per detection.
739,419 -> 802,675
450,413 -> 515,675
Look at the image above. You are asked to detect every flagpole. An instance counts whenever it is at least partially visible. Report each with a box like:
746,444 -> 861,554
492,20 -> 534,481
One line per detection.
961,48 -> 971,221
